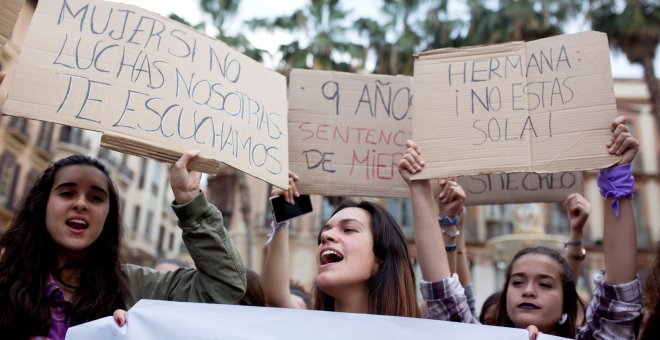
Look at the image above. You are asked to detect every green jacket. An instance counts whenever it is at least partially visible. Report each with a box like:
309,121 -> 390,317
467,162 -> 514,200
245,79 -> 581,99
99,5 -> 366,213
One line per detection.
123,193 -> 246,308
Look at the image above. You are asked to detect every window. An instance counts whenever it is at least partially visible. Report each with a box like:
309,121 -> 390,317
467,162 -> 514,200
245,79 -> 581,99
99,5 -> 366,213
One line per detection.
384,198 -> 413,228
37,122 -> 54,153
168,232 -> 175,251
132,206 -> 141,232
157,225 -> 165,256
138,158 -> 147,189
206,173 -> 237,229
547,202 -> 569,235
633,192 -> 650,249
9,117 -> 28,135
0,152 -> 19,210
145,211 -> 154,239
384,198 -> 414,239
151,161 -> 161,197
485,204 -> 514,239
22,169 -> 40,200
59,126 -> 84,145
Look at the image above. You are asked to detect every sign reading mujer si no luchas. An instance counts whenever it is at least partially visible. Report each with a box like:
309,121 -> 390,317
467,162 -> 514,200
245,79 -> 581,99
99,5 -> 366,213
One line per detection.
2,0 -> 289,188
412,31 -> 620,180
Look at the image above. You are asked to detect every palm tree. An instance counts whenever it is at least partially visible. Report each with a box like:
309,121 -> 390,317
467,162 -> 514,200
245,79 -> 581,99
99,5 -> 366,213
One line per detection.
590,0 -> 660,122
462,0 -> 581,45
354,17 -> 393,74
247,0 -> 364,74
354,0 -> 429,76
198,0 -> 267,61
422,0 -> 461,50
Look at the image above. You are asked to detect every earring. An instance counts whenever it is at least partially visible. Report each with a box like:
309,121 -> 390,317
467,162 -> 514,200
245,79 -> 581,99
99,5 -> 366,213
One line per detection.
558,313 -> 568,325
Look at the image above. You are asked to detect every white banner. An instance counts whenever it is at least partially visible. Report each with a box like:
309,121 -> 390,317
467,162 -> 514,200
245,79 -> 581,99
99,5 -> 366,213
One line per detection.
66,299 -> 569,339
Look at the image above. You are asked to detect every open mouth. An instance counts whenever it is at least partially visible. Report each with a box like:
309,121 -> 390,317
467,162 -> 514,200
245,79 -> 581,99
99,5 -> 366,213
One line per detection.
66,218 -> 89,230
320,249 -> 344,265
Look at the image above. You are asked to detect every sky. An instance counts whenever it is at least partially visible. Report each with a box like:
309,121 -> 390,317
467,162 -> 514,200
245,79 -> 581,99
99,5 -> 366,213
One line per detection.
115,0 -> 659,78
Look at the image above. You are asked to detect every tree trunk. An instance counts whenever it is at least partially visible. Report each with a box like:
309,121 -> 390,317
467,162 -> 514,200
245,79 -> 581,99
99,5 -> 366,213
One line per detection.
641,56 -> 660,123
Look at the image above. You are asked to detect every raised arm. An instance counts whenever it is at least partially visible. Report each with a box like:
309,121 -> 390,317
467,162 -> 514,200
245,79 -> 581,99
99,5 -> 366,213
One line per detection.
602,116 -> 638,284
563,193 -> 591,285
455,207 -> 477,317
399,141 -> 478,323
437,178 -> 465,276
124,151 -> 247,307
399,141 -> 450,282
262,171 -> 302,309
576,116 -> 643,339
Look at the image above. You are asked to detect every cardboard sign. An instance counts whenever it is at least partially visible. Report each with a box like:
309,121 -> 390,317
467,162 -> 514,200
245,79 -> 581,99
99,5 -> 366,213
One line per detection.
2,0 -> 288,188
458,171 -> 583,205
413,31 -> 619,179
288,69 -> 413,198
0,0 -> 23,50
65,300 -> 570,340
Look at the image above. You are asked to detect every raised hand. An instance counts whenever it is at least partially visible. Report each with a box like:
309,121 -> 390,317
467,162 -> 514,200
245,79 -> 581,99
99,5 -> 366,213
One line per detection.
438,178 -> 466,217
398,140 -> 425,186
608,115 -> 639,165
564,193 -> 591,234
271,171 -> 300,204
170,150 -> 202,205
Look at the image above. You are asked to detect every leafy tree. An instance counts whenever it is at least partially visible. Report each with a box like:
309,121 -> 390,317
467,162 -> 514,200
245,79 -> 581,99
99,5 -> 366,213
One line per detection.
462,0 -> 581,45
590,0 -> 660,122
168,14 -> 206,31
196,0 -> 267,61
422,0 -> 461,50
247,0 -> 364,74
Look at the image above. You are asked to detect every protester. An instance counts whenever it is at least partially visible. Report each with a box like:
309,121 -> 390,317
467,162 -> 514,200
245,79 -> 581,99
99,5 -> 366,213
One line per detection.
399,115 -> 643,339
0,151 -> 247,338
474,193 -> 589,326
289,280 -> 312,309
479,291 -> 502,325
640,240 -> 660,340
562,193 -> 591,285
435,180 -> 478,317
262,172 -> 420,316
239,269 -> 267,307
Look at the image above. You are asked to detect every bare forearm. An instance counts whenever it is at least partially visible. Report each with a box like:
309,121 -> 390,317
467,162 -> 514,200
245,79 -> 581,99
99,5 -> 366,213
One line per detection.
457,235 -> 471,286
603,198 -> 637,284
262,227 -> 298,308
410,181 -> 451,282
566,230 -> 583,285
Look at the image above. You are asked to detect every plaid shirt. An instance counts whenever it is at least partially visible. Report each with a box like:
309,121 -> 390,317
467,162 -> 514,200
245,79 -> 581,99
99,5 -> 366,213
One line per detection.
576,271 -> 643,339
421,273 -> 478,324
30,276 -> 71,340
422,272 -> 643,339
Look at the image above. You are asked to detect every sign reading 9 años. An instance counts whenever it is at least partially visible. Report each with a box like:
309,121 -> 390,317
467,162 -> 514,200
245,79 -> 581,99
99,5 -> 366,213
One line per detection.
288,69 -> 413,198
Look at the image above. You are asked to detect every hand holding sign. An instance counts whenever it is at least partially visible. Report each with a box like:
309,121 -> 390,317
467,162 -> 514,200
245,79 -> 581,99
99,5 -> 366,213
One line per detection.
413,31 -> 620,179
3,0 -> 289,188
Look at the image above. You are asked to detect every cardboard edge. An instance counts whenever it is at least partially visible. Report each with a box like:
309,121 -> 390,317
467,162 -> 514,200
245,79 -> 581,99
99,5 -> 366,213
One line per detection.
101,133 -> 223,174
414,41 -> 524,59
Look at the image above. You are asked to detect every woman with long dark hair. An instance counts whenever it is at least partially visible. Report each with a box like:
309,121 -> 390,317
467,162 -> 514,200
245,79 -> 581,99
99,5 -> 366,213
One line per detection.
262,178 -> 420,317
399,115 -> 643,338
0,151 -> 246,338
